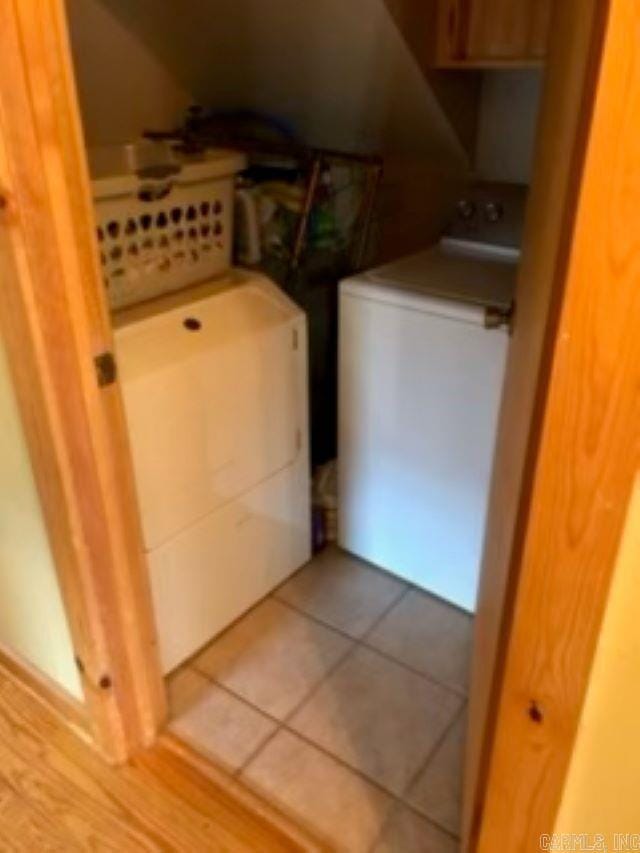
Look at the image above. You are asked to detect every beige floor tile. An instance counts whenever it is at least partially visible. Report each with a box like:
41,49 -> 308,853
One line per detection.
406,713 -> 466,835
168,678 -> 277,772
366,590 -> 472,693
372,806 -> 459,853
275,546 -> 407,638
289,646 -> 462,796
166,667 -> 212,717
242,729 -> 393,853
193,598 -> 352,720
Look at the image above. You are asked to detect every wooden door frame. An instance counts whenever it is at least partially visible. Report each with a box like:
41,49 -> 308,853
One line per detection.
471,0 -> 640,847
0,0 -> 637,845
0,0 -> 165,763
464,0 -> 608,845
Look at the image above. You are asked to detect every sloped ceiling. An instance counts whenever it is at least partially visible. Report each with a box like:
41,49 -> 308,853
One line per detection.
66,0 -> 192,147
68,0 -> 471,167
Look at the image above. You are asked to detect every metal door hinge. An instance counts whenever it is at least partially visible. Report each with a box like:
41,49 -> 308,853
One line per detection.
484,302 -> 514,333
94,351 -> 117,387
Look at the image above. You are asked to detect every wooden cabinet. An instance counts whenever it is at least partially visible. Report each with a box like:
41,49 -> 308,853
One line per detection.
436,0 -> 552,67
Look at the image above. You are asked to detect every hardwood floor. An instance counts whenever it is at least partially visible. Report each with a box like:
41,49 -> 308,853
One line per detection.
0,664 -> 321,851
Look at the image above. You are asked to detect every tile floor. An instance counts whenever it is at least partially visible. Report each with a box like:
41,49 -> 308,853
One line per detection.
167,546 -> 472,852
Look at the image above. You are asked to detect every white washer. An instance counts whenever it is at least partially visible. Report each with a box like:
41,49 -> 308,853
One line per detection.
115,271 -> 310,672
338,245 -> 515,611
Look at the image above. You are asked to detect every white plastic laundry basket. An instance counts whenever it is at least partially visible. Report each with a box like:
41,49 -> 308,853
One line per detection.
90,144 -> 246,310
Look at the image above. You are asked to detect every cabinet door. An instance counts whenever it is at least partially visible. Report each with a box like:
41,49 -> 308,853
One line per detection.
528,0 -> 553,59
467,0 -> 552,62
436,0 -> 552,65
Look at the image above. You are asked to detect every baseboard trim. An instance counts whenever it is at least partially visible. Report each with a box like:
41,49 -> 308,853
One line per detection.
0,641 -> 88,737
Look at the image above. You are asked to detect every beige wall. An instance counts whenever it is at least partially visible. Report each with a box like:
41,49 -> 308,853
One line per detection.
0,338 -> 82,699
65,0 -> 192,146
554,475 -> 640,845
475,70 -> 543,184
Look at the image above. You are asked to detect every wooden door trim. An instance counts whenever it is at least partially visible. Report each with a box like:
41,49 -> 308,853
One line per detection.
474,0 -> 640,847
0,0 -> 165,761
0,9 -> 632,846
465,0 -> 606,844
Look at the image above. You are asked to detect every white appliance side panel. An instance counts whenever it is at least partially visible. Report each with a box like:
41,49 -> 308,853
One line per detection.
150,317 -> 310,674
118,288 -> 301,550
150,453 -> 310,674
338,291 -> 508,611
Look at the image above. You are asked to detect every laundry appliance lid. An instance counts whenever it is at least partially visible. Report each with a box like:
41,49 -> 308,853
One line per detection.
350,246 -> 516,313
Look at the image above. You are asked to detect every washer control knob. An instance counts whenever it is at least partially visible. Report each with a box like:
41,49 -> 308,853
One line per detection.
457,198 -> 476,220
484,200 -> 504,223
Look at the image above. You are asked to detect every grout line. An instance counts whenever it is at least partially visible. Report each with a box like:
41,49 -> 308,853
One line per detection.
168,549 -> 468,844
190,639 -> 359,775
269,723 -> 462,844
188,668 -> 283,727
400,700 -> 468,804
165,589 -> 284,680
171,671 -> 287,777
272,542 -> 413,599
280,639 -> 359,727
265,579 -> 414,730
360,640 -> 468,700
273,591 -> 402,646
300,542 -> 473,627
359,584 -> 411,643
235,723 -> 284,777
207,668 -> 461,842
170,546 -> 468,713
187,612 -> 359,729
285,704 -> 464,841
276,723 -> 397,802
242,711 -> 462,844
275,596 -> 468,702
177,659 -> 462,844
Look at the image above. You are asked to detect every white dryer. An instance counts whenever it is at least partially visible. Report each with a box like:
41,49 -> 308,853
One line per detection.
114,271 -> 310,672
